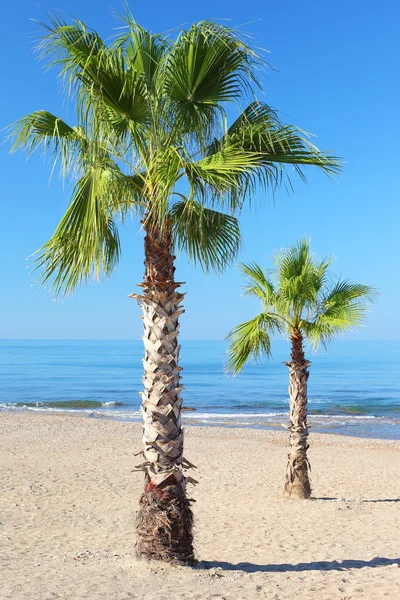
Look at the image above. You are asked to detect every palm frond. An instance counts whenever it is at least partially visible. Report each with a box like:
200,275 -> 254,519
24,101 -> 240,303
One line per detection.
272,239 -> 333,320
188,145 -> 279,211
32,165 -> 124,296
164,21 -> 263,146
229,103 -> 341,176
207,102 -> 278,155
170,198 -> 241,273
113,10 -> 171,90
189,104 -> 340,210
37,14 -> 149,135
7,111 -> 84,177
238,261 -> 275,302
37,14 -> 104,93
303,280 -> 378,348
226,313 -> 280,375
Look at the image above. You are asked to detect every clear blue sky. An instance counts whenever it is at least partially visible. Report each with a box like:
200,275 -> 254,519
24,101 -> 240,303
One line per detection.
1,0 -> 399,340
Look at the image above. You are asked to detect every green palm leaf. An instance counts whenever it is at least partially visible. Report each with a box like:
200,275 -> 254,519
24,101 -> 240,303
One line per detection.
32,165 -> 129,295
170,198 -> 241,273
191,105 -> 340,209
304,281 -> 378,348
8,111 -> 83,177
164,21 -> 261,144
165,21 -> 260,102
113,12 -> 170,89
226,313 -> 281,374
38,14 -> 149,137
238,261 -> 275,302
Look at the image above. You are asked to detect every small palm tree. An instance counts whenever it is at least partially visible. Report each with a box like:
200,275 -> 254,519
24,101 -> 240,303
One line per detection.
227,239 -> 376,499
8,11 -> 340,561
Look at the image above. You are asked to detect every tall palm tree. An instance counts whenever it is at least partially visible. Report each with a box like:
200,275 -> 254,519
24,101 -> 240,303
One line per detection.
8,11 -> 340,561
227,239 -> 376,499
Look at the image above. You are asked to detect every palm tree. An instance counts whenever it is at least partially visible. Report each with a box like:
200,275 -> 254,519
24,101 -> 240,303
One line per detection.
227,239 -> 376,499
8,11 -> 340,561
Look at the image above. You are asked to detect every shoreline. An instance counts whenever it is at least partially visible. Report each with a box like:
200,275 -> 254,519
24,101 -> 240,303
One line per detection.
1,405 -> 399,440
2,410 -> 400,444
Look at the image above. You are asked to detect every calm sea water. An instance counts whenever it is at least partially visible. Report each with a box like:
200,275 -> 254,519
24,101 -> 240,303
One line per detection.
0,340 -> 399,439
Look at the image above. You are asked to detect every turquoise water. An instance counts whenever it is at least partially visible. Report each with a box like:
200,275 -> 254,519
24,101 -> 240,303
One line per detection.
0,339 -> 399,439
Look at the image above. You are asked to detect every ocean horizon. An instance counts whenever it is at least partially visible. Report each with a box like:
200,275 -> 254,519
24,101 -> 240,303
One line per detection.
1,339 -> 399,439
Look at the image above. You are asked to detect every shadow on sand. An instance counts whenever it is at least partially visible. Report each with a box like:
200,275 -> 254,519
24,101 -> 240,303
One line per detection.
363,498 -> 400,503
197,557 -> 400,573
312,497 -> 400,503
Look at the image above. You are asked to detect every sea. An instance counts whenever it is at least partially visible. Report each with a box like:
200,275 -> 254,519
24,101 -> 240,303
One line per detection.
0,339 -> 399,439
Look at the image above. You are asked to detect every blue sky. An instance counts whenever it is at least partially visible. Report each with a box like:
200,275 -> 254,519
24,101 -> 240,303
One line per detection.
1,0 -> 399,340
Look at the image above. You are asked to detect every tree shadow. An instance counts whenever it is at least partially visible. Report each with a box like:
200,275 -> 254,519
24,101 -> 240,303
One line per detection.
197,557 -> 400,573
311,497 -> 400,503
311,497 -> 339,501
363,498 -> 400,503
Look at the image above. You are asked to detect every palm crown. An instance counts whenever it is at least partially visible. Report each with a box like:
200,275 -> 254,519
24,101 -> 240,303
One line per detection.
227,239 -> 377,374
8,12 -> 340,295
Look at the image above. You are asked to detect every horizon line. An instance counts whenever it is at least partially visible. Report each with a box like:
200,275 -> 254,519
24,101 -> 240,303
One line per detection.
1,338 -> 399,343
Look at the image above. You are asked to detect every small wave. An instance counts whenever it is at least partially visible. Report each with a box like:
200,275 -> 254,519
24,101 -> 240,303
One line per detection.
309,414 -> 380,420
1,403 -> 398,422
1,403 -> 399,439
186,412 -> 400,423
0,400 -> 124,410
184,411 -> 288,419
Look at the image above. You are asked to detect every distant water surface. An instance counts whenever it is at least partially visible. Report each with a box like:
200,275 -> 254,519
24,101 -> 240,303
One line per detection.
0,340 -> 399,439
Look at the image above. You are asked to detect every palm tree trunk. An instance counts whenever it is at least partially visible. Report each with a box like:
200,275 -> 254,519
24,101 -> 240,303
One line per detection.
130,219 -> 195,563
284,330 -> 311,499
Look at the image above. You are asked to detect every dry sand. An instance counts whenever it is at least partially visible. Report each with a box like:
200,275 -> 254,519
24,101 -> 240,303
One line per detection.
0,413 -> 399,600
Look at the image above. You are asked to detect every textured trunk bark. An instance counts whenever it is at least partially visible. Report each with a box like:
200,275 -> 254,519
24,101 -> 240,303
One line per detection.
284,330 -> 311,499
130,219 -> 195,563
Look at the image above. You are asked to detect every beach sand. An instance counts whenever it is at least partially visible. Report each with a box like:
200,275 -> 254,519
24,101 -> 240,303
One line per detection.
0,414 -> 399,600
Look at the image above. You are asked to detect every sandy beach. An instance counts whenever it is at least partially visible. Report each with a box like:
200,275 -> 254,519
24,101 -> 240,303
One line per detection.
1,413 -> 399,600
